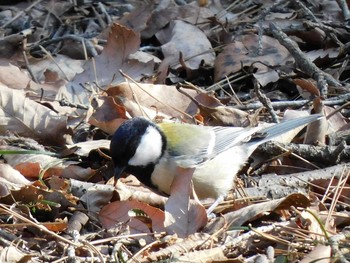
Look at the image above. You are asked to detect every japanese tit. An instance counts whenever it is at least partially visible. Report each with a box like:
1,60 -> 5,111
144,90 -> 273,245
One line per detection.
109,114 -> 322,200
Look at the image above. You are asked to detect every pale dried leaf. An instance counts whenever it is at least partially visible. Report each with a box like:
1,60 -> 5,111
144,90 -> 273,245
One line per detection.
29,54 -> 84,83
0,163 -> 30,186
222,193 -> 310,227
0,85 -> 70,146
99,200 -> 166,233
0,246 -> 27,262
164,167 -> 207,237
57,23 -> 155,107
156,20 -> 215,70
0,59 -> 31,90
65,139 -> 110,156
214,35 -> 292,82
106,82 -> 199,126
300,245 -> 331,263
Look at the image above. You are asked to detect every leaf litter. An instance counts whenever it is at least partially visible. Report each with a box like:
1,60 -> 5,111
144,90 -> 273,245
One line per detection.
0,0 -> 349,262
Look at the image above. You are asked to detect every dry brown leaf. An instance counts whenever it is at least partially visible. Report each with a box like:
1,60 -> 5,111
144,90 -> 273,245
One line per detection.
29,54 -> 84,83
106,82 -> 199,125
0,246 -> 28,263
324,105 -> 349,133
43,219 -> 68,232
220,193 -> 310,227
88,95 -> 127,134
99,200 -> 166,233
0,163 -> 30,186
164,167 -> 207,237
0,184 -> 77,218
294,78 -> 320,98
214,34 -> 292,83
0,59 -> 32,90
300,245 -> 331,263
296,210 -> 328,241
0,164 -> 31,197
189,92 -> 249,126
2,147 -> 93,180
118,4 -> 155,33
156,20 -> 215,70
0,85 -> 70,146
57,23 -> 155,108
305,48 -> 339,62
65,139 -> 110,157
70,179 -> 115,214
304,99 -> 327,144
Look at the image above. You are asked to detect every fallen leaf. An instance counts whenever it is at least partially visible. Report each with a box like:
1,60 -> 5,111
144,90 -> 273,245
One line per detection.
99,200 -> 165,233
220,193 -> 310,227
156,20 -> 215,70
214,34 -> 292,83
164,167 -> 207,237
300,245 -> 331,263
106,82 -> 199,125
0,85 -> 70,146
58,23 -> 155,107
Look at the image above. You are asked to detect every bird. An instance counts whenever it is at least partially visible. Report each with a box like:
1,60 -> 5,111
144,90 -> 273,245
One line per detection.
109,114 -> 322,203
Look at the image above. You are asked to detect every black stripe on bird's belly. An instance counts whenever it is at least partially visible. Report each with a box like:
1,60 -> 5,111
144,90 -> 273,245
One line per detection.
125,163 -> 155,187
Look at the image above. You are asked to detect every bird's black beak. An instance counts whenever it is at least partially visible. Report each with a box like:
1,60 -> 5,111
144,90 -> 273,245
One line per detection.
113,165 -> 126,186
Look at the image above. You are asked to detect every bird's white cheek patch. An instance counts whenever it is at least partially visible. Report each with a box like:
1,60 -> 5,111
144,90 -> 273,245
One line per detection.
128,126 -> 163,166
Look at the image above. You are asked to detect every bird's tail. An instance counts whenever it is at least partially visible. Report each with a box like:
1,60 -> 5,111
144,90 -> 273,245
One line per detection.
248,113 -> 323,145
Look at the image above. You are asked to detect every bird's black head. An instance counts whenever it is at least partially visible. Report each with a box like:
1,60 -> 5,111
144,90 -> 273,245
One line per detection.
109,117 -> 167,186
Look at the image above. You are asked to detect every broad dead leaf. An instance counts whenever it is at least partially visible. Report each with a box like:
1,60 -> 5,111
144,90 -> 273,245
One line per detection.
29,54 -> 84,83
2,146 -> 93,180
214,34 -> 292,84
300,245 -> 331,263
57,23 -> 155,107
221,193 -> 310,227
156,20 -> 215,70
0,85 -> 70,146
88,95 -> 127,134
0,246 -> 28,263
187,92 -> 249,126
0,163 -> 31,196
164,167 -> 207,237
105,82 -> 199,128
0,59 -> 32,90
65,139 -> 110,157
99,200 -> 166,233
0,184 -> 77,220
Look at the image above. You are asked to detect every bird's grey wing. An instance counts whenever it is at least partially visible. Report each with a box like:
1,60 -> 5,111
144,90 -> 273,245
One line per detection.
211,113 -> 323,158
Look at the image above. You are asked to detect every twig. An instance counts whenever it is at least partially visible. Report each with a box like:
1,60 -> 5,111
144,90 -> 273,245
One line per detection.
295,0 -> 319,22
0,0 -> 44,28
35,35 -> 98,57
97,2 -> 112,24
91,5 -> 107,29
0,204 -> 77,247
269,22 -> 342,89
336,0 -> 350,21
253,79 -> 279,123
232,92 -> 350,110
22,43 -> 39,83
256,141 -> 350,165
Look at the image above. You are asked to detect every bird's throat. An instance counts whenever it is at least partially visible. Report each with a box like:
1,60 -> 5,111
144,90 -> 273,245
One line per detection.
125,163 -> 155,187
